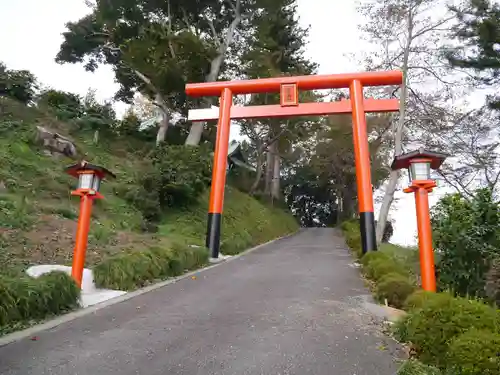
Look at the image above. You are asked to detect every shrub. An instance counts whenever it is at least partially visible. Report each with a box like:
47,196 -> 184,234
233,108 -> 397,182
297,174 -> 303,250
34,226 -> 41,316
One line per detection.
375,272 -> 415,309
446,328 -> 500,375
341,220 -> 362,256
93,244 -> 209,291
220,236 -> 252,255
485,257 -> 500,305
364,258 -> 409,282
403,290 -> 450,311
37,89 -> 83,119
397,359 -> 442,375
394,293 -> 499,368
341,219 -> 358,232
150,144 -> 212,208
346,234 -> 362,257
379,243 -> 421,276
122,182 -> 162,223
431,189 -> 500,298
36,272 -> 81,315
360,250 -> 390,268
0,63 -> 37,104
0,271 -> 80,328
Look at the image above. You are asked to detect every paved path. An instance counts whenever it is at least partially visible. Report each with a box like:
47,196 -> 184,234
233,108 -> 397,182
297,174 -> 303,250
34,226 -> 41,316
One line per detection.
0,228 -> 402,375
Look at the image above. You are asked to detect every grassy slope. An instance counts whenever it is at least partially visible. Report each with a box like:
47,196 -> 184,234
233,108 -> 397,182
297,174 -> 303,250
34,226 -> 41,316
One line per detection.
0,97 -> 298,275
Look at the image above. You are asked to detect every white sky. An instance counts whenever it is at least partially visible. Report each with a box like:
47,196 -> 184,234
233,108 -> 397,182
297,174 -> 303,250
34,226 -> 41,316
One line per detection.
0,0 -> 466,246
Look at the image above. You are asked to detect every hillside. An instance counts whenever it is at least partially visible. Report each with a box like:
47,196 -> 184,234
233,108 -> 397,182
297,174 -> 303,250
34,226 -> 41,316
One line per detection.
0,97 -> 298,278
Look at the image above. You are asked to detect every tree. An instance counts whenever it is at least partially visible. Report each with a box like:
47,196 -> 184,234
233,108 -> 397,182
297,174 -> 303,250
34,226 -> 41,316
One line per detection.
311,114 -> 391,221
356,0 -> 464,243
433,106 -> 500,197
447,0 -> 500,111
37,89 -> 84,120
432,188 -> 500,297
56,0 -> 248,145
183,0 -> 250,145
283,113 -> 391,227
238,0 -> 318,200
284,165 -> 339,227
0,62 -> 38,104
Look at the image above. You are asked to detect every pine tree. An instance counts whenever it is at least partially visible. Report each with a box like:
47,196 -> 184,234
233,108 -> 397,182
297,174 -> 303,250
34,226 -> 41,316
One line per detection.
448,0 -> 500,110
239,0 -> 318,200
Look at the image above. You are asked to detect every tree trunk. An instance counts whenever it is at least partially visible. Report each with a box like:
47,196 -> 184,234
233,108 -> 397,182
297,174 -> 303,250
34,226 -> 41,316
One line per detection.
375,169 -> 400,238
250,152 -> 264,194
271,152 -> 281,200
185,0 -> 242,146
132,71 -> 170,147
156,105 -> 169,146
375,8 -> 413,244
264,143 -> 275,195
184,121 -> 205,146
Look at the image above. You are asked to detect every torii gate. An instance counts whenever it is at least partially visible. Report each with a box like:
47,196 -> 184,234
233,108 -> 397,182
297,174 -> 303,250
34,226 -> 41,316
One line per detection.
186,71 -> 403,259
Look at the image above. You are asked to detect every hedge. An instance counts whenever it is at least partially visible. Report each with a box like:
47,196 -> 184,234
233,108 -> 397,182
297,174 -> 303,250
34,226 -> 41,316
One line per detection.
446,328 -> 500,375
394,293 -> 499,368
0,271 -> 80,330
341,220 -> 363,257
340,220 -> 415,310
340,220 -> 500,373
364,258 -> 410,282
397,359 -> 442,375
93,243 -> 209,291
375,272 -> 415,309
360,250 -> 390,267
403,290 -> 446,311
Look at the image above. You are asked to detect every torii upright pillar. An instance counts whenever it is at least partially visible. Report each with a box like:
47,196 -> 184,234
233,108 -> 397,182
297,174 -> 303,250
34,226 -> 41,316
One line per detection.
186,71 -> 403,258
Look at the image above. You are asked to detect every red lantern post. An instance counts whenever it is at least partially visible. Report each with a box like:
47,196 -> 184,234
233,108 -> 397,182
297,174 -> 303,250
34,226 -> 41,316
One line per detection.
65,161 -> 115,287
391,149 -> 448,292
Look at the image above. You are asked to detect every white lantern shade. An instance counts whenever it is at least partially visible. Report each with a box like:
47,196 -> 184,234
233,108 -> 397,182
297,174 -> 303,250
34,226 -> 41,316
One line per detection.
92,176 -> 101,191
409,161 -> 431,182
77,173 -> 102,191
77,173 -> 94,189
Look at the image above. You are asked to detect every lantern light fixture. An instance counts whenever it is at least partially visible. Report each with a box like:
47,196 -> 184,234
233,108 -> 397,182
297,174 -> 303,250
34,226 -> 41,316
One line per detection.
65,160 -> 115,197
391,148 -> 448,183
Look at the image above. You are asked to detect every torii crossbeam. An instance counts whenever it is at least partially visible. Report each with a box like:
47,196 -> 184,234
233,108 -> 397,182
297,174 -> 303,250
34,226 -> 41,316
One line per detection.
186,70 -> 403,259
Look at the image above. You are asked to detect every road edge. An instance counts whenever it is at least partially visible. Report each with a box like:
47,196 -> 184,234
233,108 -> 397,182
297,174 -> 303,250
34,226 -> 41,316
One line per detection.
0,229 -> 302,348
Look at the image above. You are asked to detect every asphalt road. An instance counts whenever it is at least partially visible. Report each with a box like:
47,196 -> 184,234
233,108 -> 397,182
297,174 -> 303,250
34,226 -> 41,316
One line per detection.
0,228 -> 402,375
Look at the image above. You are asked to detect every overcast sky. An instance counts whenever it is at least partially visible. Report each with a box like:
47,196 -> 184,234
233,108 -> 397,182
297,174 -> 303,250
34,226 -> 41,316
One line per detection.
0,0 -> 458,246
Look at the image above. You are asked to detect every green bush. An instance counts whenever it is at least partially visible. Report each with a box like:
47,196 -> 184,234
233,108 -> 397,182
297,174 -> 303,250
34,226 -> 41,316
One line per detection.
375,272 -> 415,309
341,219 -> 358,232
397,359 -> 442,375
446,328 -> 500,375
93,244 -> 209,291
150,144 -> 213,208
379,243 -> 421,276
403,290 -> 450,311
394,293 -> 499,368
120,144 -> 213,223
122,183 -> 162,223
364,257 -> 409,282
360,250 -> 391,268
485,257 -> 500,305
431,189 -> 500,298
220,235 -> 252,255
341,220 -> 363,256
0,63 -> 37,104
0,271 -> 80,328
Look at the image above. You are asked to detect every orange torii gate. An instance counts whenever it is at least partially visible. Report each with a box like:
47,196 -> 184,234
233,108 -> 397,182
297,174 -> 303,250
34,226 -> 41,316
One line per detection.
186,71 -> 403,259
